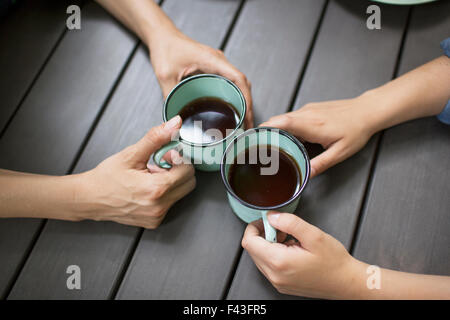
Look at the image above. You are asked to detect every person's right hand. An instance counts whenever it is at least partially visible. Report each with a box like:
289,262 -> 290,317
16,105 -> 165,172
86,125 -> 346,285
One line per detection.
241,212 -> 363,299
79,116 -> 196,229
260,94 -> 376,177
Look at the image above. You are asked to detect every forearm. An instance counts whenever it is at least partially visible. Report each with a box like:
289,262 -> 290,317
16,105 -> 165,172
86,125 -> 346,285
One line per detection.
362,56 -> 450,135
347,260 -> 450,299
95,0 -> 180,49
0,169 -> 88,221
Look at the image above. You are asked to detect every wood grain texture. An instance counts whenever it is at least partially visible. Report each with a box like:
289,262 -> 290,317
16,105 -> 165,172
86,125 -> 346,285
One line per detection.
225,0 -> 326,125
353,1 -> 450,276
228,0 -> 409,299
117,0 -> 328,300
8,0 -> 241,300
112,0 -> 244,300
3,2 -> 137,299
0,0 -> 78,132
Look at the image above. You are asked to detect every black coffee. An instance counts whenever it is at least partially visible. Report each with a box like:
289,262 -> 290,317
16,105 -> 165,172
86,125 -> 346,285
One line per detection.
178,97 -> 239,144
229,145 -> 301,207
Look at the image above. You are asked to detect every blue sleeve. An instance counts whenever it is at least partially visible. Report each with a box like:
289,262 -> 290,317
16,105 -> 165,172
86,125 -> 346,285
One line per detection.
437,38 -> 450,125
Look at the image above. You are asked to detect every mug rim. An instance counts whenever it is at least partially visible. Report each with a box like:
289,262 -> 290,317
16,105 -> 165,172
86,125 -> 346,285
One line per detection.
220,127 -> 311,211
162,74 -> 247,148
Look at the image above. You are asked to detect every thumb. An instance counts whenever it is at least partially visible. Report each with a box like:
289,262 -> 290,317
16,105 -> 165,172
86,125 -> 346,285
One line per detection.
267,212 -> 322,251
130,116 -> 182,164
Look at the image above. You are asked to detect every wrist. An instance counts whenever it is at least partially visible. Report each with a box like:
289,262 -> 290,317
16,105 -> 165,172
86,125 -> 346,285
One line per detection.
144,20 -> 181,51
356,89 -> 391,136
62,171 -> 100,221
339,257 -> 374,299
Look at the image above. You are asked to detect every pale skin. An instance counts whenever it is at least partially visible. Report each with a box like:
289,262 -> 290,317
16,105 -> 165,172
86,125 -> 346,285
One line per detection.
0,116 -> 195,229
95,0 -> 253,128
261,56 -> 450,177
2,0 -> 448,299
242,56 -> 450,299
0,0 -> 252,227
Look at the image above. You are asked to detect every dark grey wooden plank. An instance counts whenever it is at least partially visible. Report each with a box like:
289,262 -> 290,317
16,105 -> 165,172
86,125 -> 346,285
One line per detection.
2,2 -> 137,299
7,0 -> 241,299
117,0 -> 326,300
353,1 -> 450,276
0,219 -> 43,298
0,0 -> 78,132
228,0 -> 409,299
225,0 -> 326,124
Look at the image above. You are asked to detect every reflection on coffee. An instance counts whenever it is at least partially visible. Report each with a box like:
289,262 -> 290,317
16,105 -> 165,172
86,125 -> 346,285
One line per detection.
229,145 -> 301,207
178,97 -> 239,144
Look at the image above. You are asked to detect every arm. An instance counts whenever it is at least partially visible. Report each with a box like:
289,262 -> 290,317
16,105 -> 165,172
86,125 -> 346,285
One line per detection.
94,0 -> 176,49
262,56 -> 450,176
95,0 -> 254,128
364,56 -> 450,132
0,169 -> 87,221
241,213 -> 450,299
0,117 -> 196,229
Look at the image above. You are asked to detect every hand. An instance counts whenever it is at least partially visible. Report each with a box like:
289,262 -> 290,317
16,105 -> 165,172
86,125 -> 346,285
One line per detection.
260,95 -> 376,177
241,212 -> 364,299
149,30 -> 254,128
80,116 -> 196,229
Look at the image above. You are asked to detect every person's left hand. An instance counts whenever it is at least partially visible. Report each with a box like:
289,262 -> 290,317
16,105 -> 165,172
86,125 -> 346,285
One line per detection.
241,212 -> 365,299
149,30 -> 253,129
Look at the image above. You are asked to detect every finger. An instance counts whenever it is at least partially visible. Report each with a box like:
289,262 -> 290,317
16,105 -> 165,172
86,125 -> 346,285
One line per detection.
148,151 -> 182,173
244,219 -> 287,245
249,255 -> 272,281
113,215 -> 162,230
147,164 -> 167,174
261,113 -> 319,143
202,57 -> 253,128
260,113 -> 302,134
241,221 -> 276,261
165,176 -> 196,202
159,77 -> 179,100
129,116 -> 182,165
240,83 -> 253,129
246,249 -> 273,281
228,73 -> 253,129
155,152 -> 195,190
164,149 -> 189,166
310,141 -> 345,177
251,218 -> 287,243
267,212 -> 323,252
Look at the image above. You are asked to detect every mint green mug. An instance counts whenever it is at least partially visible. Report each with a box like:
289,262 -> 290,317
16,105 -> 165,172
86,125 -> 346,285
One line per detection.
220,127 -> 310,242
153,74 -> 246,172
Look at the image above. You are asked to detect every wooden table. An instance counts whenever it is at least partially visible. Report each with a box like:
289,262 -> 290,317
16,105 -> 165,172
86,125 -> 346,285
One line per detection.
0,0 -> 449,299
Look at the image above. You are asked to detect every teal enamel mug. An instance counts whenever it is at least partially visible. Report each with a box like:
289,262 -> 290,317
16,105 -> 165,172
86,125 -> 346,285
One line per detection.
153,74 -> 246,172
220,127 -> 310,242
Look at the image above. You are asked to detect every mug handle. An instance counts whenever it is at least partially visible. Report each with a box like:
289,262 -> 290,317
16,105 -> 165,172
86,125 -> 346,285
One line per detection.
262,211 -> 277,243
152,141 -> 180,169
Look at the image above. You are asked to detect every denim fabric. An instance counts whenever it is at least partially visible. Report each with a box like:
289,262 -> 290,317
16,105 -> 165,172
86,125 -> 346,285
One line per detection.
437,38 -> 450,124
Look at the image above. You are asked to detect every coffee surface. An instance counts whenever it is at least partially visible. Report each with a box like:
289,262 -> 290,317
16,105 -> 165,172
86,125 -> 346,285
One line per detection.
229,145 -> 301,207
178,97 -> 239,144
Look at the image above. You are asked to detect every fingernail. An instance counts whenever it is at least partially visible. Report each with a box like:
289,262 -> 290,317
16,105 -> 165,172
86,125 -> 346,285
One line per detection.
268,212 -> 280,223
165,115 -> 181,130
